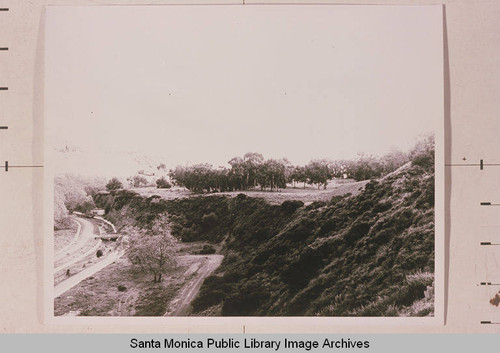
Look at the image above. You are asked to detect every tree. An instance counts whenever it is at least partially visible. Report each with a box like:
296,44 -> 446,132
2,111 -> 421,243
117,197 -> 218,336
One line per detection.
306,159 -> 333,189
228,156 -> 245,190
74,198 -> 96,214
156,177 -> 171,189
243,152 -> 264,189
409,134 -> 435,170
54,184 -> 69,227
106,177 -> 123,191
290,166 -> 308,188
127,232 -> 177,282
256,159 -> 287,191
381,149 -> 409,175
126,215 -> 177,282
127,175 -> 148,188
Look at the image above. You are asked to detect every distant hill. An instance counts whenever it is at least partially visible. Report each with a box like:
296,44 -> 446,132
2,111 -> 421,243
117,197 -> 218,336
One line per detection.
52,146 -> 168,179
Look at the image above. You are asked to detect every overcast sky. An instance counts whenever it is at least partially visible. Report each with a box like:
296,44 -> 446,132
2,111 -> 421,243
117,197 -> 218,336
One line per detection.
45,5 -> 443,169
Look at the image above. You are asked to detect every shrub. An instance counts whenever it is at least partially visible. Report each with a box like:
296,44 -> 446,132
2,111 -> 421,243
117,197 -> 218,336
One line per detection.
305,201 -> 327,210
344,221 -> 371,244
201,212 -> 218,231
280,200 -> 304,213
106,177 -> 123,191
199,245 -> 216,254
74,199 -> 95,214
128,175 -> 149,188
156,177 -> 172,189
117,285 -> 127,292
192,289 -> 226,312
54,217 -> 74,230
96,249 -> 103,258
180,227 -> 197,242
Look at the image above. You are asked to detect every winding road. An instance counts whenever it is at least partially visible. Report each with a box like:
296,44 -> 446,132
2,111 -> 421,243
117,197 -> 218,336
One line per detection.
54,216 -> 96,265
54,215 -> 123,298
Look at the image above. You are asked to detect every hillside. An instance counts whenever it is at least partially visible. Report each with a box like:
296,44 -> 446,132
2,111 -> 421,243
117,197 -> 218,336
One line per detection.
94,150 -> 435,317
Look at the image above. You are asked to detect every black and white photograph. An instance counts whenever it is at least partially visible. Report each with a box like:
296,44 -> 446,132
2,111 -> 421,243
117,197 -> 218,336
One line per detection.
44,5 -> 444,321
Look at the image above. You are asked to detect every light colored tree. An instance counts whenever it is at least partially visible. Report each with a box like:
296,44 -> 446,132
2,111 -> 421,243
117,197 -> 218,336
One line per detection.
126,214 -> 177,282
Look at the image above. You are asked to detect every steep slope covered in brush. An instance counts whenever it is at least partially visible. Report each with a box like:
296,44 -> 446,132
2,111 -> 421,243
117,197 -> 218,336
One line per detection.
95,149 -> 435,317
193,159 -> 434,316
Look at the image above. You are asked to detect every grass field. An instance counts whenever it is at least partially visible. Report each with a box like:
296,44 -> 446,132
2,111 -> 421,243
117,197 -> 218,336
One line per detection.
134,179 -> 369,205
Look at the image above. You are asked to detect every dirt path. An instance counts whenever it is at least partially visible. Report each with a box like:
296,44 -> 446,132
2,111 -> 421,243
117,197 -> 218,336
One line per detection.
165,254 -> 223,316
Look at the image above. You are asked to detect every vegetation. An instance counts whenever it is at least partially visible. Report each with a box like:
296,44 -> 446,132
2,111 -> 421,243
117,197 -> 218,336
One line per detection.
93,137 -> 435,316
89,135 -> 435,316
127,175 -> 149,188
54,174 -> 106,227
199,245 -> 216,255
156,177 -> 172,189
106,177 -> 123,191
126,215 -> 177,282
168,147 -> 412,194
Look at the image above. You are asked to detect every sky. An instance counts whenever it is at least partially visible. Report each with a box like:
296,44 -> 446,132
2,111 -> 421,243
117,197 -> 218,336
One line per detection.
45,5 -> 443,170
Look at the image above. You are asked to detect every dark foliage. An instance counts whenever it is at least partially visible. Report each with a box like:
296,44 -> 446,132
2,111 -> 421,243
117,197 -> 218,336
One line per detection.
106,177 -> 123,191
199,245 -> 216,255
156,177 -> 172,189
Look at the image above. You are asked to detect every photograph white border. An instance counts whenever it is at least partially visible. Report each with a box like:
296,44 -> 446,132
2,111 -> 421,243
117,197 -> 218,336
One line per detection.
43,3 -> 445,332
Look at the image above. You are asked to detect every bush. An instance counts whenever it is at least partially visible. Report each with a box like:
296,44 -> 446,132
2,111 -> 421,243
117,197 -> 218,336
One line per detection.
305,201 -> 327,210
106,177 -> 123,191
201,212 -> 218,231
74,199 -> 95,214
192,290 -> 226,312
128,175 -> 149,188
54,217 -> 74,230
156,177 -> 172,189
180,227 -> 197,242
199,245 -> 216,254
280,200 -> 304,213
412,153 -> 434,169
344,221 -> 371,244
96,249 -> 103,258
117,285 -> 127,292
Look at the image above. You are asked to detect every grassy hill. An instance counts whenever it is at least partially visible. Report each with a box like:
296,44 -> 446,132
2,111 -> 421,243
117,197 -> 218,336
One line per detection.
94,148 -> 435,317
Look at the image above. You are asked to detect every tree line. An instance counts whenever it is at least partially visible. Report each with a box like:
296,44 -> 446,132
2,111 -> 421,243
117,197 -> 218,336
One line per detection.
97,135 -> 434,196
167,147 -> 414,194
